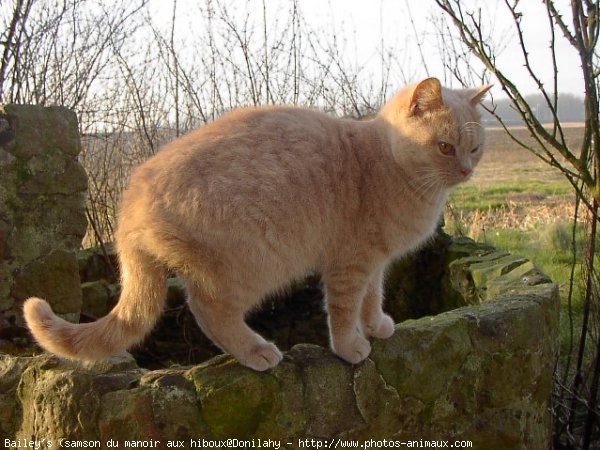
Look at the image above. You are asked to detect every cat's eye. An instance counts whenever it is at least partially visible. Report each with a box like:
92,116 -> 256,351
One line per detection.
471,146 -> 480,154
438,142 -> 456,156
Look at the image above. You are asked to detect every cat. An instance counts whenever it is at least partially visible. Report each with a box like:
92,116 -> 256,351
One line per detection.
23,77 -> 490,371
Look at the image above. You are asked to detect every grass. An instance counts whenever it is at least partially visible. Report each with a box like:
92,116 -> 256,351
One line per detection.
452,180 -> 572,211
445,125 -> 586,356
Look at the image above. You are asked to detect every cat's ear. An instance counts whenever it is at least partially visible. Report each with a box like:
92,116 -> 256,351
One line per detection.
409,78 -> 444,116
464,85 -> 493,106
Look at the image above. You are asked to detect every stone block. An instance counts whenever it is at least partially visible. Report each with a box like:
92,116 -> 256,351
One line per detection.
11,249 -> 82,318
0,105 -> 87,332
81,281 -> 109,318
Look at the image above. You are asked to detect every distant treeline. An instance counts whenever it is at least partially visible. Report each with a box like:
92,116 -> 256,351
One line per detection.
481,93 -> 585,126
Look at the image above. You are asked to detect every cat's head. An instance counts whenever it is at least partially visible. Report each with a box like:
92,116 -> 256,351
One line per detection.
379,77 -> 491,189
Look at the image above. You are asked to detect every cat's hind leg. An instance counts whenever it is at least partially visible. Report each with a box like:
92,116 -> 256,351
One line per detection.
185,281 -> 282,371
360,268 -> 395,340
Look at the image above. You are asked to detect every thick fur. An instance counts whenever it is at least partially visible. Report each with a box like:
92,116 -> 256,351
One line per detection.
24,78 -> 490,371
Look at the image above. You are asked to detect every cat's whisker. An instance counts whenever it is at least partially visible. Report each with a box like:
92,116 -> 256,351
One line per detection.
408,170 -> 446,200
408,176 -> 441,196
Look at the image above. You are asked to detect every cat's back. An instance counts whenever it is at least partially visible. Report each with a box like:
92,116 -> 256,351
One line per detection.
123,105 -> 361,226
142,105 -> 340,181
174,105 -> 336,157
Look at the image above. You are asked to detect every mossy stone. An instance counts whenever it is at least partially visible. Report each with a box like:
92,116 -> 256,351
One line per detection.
486,261 -> 551,299
284,344 -> 364,436
445,236 -> 495,264
16,357 -> 102,441
1,105 -> 87,335
81,280 -> 109,318
371,313 -> 472,404
99,380 -> 208,441
469,254 -> 529,289
11,248 -> 82,317
0,355 -> 30,438
186,356 -> 280,439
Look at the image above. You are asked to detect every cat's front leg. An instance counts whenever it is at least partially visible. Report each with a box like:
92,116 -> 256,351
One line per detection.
361,268 -> 395,340
323,269 -> 372,364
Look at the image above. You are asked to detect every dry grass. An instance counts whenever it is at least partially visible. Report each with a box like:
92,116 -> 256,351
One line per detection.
446,200 -> 575,241
472,126 -> 580,189
446,126 -> 581,239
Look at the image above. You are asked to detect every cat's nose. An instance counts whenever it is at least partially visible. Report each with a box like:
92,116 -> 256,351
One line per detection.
460,167 -> 472,177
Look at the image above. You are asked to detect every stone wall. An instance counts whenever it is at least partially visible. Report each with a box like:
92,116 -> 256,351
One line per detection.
0,105 -> 88,349
1,278 -> 558,449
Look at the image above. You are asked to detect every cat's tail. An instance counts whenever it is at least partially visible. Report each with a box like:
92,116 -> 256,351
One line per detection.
23,246 -> 168,361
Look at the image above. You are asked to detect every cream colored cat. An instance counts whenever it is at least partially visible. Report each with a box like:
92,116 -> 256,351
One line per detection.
24,78 -> 490,371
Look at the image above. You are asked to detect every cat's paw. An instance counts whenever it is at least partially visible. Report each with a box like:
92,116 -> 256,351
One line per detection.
239,342 -> 283,371
364,313 -> 395,339
332,332 -> 371,365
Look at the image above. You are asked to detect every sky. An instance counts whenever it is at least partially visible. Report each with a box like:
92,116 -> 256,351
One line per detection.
296,0 -> 584,97
151,0 -> 585,98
